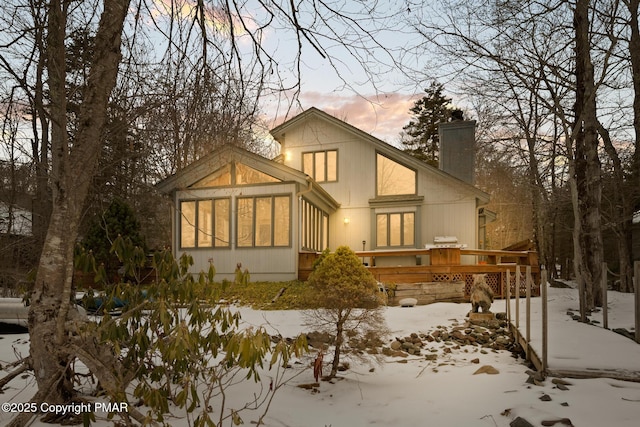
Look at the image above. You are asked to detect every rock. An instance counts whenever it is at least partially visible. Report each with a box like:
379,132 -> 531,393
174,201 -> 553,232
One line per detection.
401,341 -> 414,350
525,369 -> 545,385
390,340 -> 402,350
399,297 -> 417,307
541,418 -> 574,426
307,331 -> 333,348
297,383 -> 320,390
473,365 -> 499,375
510,416 -> 535,427
539,394 -> 552,401
552,378 -> 573,386
613,328 -> 635,340
451,330 -> 467,341
470,358 -> 480,364
469,312 -> 496,324
425,354 -> 437,361
382,347 -> 408,358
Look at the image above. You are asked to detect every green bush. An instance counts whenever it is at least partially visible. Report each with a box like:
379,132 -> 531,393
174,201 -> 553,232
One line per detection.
76,236 -> 308,425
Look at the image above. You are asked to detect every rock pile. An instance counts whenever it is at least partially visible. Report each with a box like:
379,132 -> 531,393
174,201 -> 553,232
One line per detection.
384,315 -> 524,360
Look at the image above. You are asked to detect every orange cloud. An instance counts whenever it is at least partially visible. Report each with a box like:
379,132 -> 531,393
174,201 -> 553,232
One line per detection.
269,92 -> 419,145
150,0 -> 249,36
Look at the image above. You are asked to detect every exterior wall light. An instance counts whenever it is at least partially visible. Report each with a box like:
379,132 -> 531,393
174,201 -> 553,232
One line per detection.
343,217 -> 350,224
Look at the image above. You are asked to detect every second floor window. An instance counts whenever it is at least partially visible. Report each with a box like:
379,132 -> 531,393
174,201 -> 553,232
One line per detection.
376,153 -> 416,196
302,150 -> 337,182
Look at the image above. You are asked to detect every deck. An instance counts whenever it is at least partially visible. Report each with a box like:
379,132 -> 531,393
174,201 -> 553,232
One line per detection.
299,247 -> 540,301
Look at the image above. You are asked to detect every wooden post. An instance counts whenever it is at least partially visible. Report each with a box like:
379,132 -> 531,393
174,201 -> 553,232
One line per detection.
526,265 -> 531,361
505,269 -> 511,324
635,261 -> 640,344
515,265 -> 521,330
602,262 -> 608,330
541,268 -> 548,372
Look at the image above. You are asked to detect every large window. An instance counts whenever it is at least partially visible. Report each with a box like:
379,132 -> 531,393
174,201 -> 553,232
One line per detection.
192,163 -> 280,188
376,153 -> 416,196
180,199 -> 230,248
302,150 -> 337,182
376,212 -> 415,248
237,195 -> 291,247
301,198 -> 329,251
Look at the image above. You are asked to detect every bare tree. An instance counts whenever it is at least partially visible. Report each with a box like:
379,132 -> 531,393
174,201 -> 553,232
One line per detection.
0,0 -> 51,251
409,0 -> 640,311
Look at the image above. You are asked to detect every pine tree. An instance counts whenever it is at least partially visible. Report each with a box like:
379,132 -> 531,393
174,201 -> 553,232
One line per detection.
401,81 -> 456,167
304,246 -> 387,378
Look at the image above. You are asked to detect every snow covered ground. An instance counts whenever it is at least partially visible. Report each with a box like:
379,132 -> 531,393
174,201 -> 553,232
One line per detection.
1,284 -> 640,427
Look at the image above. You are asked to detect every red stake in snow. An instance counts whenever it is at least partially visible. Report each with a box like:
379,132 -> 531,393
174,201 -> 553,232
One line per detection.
313,352 -> 323,382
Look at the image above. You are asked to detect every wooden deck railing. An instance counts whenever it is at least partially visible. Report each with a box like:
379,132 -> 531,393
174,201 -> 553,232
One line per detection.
299,247 -> 540,299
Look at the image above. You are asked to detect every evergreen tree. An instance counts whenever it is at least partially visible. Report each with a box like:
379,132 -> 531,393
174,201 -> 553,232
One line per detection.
401,81 -> 456,167
304,246 -> 387,378
82,198 -> 146,282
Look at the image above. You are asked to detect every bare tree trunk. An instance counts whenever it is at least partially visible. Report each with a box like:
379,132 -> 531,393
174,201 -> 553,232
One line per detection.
330,311 -> 348,378
598,121 -> 634,292
572,0 -> 604,312
627,0 -> 640,288
27,0 -> 130,408
630,0 -> 640,195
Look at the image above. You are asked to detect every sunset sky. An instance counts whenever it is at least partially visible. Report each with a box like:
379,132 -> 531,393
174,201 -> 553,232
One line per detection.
147,1 -> 437,144
245,1 -> 431,144
266,91 -> 420,145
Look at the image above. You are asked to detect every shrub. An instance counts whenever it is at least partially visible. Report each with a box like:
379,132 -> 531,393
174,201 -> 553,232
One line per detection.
76,236 -> 308,425
304,246 -> 388,378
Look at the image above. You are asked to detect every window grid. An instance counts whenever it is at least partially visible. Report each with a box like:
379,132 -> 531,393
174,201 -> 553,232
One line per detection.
376,212 -> 415,248
236,195 -> 291,248
180,198 -> 230,249
302,150 -> 338,182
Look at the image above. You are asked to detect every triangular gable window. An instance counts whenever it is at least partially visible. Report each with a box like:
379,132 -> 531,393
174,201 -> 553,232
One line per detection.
190,162 -> 280,188
191,164 -> 231,188
235,163 -> 280,184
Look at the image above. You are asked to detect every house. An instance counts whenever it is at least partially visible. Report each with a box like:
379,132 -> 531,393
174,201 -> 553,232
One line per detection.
157,107 -> 490,282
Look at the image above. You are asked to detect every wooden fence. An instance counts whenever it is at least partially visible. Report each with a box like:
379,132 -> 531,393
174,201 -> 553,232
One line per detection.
511,262 -> 640,377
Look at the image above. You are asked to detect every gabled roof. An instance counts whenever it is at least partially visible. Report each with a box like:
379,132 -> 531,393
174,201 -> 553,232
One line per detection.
156,144 -> 340,210
271,107 -> 489,204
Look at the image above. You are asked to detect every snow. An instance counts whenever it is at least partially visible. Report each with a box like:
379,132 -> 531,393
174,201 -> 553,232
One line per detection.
2,284 -> 640,427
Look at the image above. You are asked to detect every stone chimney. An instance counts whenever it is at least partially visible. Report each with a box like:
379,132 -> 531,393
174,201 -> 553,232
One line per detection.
438,118 -> 476,185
